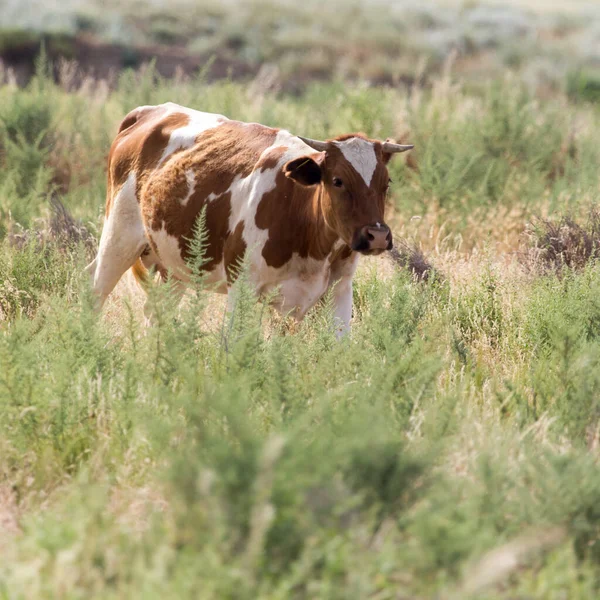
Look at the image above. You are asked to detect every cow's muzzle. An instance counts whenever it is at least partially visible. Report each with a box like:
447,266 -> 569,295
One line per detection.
351,224 -> 393,255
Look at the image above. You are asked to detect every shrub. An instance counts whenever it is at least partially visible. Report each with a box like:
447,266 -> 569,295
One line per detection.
526,210 -> 600,273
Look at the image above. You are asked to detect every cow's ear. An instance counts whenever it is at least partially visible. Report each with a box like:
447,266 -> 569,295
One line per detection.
284,153 -> 324,186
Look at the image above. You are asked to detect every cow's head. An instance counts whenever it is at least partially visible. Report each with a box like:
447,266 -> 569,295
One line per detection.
283,134 -> 413,255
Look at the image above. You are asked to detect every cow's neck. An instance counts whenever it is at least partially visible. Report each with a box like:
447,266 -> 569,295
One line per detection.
306,184 -> 340,256
256,172 -> 340,267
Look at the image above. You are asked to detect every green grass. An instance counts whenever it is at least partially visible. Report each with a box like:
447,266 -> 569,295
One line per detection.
1,58 -> 600,598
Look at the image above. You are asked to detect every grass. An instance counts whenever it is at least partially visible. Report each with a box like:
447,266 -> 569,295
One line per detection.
1,55 -> 600,598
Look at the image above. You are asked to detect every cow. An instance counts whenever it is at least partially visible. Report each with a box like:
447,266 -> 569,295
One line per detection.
85,102 -> 413,336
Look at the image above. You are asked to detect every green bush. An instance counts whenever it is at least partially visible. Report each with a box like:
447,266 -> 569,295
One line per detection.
567,69 -> 600,104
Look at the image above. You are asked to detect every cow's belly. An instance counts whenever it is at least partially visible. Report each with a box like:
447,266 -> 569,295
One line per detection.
149,225 -> 332,312
252,254 -> 331,318
147,226 -> 228,291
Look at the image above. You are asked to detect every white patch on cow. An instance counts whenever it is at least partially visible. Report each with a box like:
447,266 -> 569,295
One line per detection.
229,140 -> 301,251
157,103 -> 227,167
180,169 -> 196,206
151,225 -> 191,282
274,264 -> 331,319
334,137 -> 377,187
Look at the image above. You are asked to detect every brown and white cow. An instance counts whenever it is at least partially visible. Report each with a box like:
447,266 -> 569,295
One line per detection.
86,102 -> 413,336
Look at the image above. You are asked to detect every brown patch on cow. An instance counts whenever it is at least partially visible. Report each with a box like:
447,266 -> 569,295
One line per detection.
201,193 -> 233,271
117,105 -> 158,135
256,170 -> 338,268
224,221 -> 247,283
133,112 -> 193,197
139,119 -> 279,273
145,181 -> 232,272
105,105 -> 184,216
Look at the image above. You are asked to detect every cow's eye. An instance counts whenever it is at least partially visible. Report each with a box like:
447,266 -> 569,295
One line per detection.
333,177 -> 343,188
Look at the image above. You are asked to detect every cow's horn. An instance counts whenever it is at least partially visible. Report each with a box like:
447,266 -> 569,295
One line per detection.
298,136 -> 328,152
381,141 -> 414,153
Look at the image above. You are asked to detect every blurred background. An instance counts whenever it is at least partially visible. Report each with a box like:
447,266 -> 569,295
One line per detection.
5,5 -> 600,598
1,0 -> 599,99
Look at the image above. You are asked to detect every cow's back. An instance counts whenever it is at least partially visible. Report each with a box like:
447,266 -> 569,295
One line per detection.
107,103 -> 226,212
107,103 -> 293,282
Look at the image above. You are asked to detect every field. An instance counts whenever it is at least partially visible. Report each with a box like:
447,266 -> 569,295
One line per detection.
3,0 -> 600,93
2,3 -> 600,598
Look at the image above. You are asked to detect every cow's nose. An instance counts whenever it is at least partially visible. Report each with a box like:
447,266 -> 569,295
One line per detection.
364,225 -> 392,251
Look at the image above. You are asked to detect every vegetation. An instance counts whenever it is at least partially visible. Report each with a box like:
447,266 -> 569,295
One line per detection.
2,0 -> 600,92
1,49 -> 600,598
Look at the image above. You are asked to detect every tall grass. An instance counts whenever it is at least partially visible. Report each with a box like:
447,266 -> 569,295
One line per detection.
1,59 -> 600,598
1,59 -> 597,236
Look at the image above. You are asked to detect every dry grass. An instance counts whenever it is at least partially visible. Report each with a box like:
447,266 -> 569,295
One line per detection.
388,241 -> 437,282
0,485 -> 20,548
525,209 -> 600,273
7,197 -> 96,256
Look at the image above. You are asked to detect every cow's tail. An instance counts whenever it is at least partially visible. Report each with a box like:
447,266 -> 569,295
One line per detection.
131,257 -> 150,289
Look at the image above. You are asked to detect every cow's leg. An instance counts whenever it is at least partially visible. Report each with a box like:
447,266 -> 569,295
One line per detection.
87,174 -> 148,308
330,275 -> 353,339
328,253 -> 359,338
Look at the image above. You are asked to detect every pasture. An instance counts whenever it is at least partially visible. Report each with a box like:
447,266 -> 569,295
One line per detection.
1,49 -> 600,599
